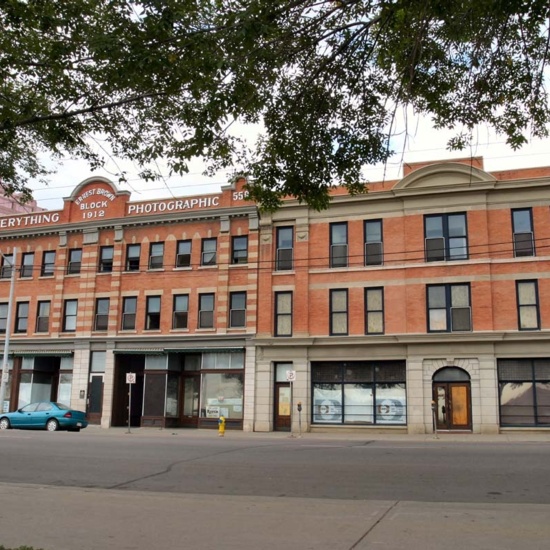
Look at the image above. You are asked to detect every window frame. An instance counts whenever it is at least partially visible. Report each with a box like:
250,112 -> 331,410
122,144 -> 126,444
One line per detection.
125,244 -> 141,271
145,296 -> 161,330
231,236 -> 248,264
330,289 -> 349,336
149,243 -> 164,270
0,254 -> 14,279
67,248 -> 82,275
62,299 -> 78,332
427,283 -> 472,333
36,300 -> 51,333
198,293 -> 215,328
201,238 -> 217,266
98,246 -> 114,273
94,297 -> 110,331
330,222 -> 348,268
176,240 -> 192,268
0,302 -> 7,334
274,291 -> 293,336
229,291 -> 246,328
15,301 -> 29,333
172,294 -> 189,329
41,251 -> 56,277
275,226 -> 294,271
424,213 -> 468,262
512,208 -> 535,257
365,287 -> 384,335
364,219 -> 383,266
121,296 -> 137,330
516,280 -> 540,330
20,252 -> 34,278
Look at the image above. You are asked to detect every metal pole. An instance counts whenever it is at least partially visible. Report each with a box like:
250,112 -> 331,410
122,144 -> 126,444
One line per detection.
127,383 -> 132,434
0,247 -> 17,413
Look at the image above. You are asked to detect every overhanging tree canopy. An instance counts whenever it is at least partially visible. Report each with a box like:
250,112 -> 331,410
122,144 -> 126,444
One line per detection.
1,0 -> 549,209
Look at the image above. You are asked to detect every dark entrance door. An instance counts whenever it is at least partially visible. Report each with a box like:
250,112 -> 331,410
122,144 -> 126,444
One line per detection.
180,374 -> 200,427
274,383 -> 291,431
433,382 -> 471,430
87,375 -> 104,425
112,355 -> 145,427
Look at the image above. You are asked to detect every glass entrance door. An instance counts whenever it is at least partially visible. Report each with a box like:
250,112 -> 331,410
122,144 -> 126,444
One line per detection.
274,383 -> 291,431
434,382 -> 471,430
181,375 -> 200,427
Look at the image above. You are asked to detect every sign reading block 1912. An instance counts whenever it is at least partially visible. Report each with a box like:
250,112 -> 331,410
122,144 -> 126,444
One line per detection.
126,372 -> 136,384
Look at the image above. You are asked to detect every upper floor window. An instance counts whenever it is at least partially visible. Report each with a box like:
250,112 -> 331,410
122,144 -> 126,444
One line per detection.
512,208 -> 535,257
15,302 -> 29,333
330,289 -> 348,335
425,214 -> 468,262
0,253 -> 14,279
229,292 -> 246,328
201,238 -> 217,266
36,301 -> 50,333
365,220 -> 383,266
0,303 -> 6,334
176,240 -> 192,268
275,291 -> 292,336
427,284 -> 471,332
232,236 -> 248,264
94,298 -> 110,331
41,251 -> 56,277
198,293 -> 215,328
63,299 -> 78,332
149,243 -> 164,269
20,253 -> 34,278
67,248 -> 82,275
276,227 -> 293,271
126,244 -> 141,271
365,287 -> 384,334
173,294 -> 189,329
516,280 -> 540,330
121,297 -> 137,330
145,296 -> 161,330
330,223 -> 348,268
99,246 -> 114,273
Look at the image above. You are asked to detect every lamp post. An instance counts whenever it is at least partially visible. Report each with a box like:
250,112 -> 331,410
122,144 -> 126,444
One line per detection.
0,247 -> 17,413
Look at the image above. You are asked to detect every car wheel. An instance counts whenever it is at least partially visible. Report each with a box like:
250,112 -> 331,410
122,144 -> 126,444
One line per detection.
0,417 -> 10,430
46,419 -> 59,432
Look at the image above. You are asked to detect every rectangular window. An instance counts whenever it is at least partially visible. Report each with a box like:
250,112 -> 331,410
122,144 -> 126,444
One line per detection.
275,291 -> 292,336
330,289 -> 348,335
365,287 -> 384,334
0,303 -> 7,333
36,301 -> 50,333
365,220 -> 383,266
99,246 -> 114,273
149,243 -> 164,269
427,284 -> 471,332
15,302 -> 29,333
516,280 -> 540,330
41,251 -> 56,277
425,213 -> 468,262
201,238 -> 217,266
198,293 -> 215,328
229,292 -> 246,328
330,222 -> 348,268
172,294 -> 189,329
63,299 -> 78,332
122,297 -> 137,330
276,227 -> 294,270
176,240 -> 192,268
145,296 -> 161,330
512,208 -> 535,257
67,249 -> 82,275
126,244 -> 141,271
20,253 -> 34,278
231,236 -> 248,264
1,253 -> 14,279
94,298 -> 110,331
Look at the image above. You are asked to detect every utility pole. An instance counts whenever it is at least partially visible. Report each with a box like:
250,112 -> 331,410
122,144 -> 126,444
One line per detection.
0,247 -> 17,413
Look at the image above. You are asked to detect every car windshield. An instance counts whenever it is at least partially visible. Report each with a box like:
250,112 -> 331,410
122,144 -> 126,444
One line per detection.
54,403 -> 70,410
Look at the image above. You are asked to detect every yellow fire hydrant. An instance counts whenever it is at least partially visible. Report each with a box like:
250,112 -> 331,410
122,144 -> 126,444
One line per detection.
218,415 -> 226,437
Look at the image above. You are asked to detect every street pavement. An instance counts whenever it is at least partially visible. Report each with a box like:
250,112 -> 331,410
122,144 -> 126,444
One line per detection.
1,428 -> 549,550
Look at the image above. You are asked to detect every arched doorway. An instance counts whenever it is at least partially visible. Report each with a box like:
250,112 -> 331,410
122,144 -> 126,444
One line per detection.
432,367 -> 472,430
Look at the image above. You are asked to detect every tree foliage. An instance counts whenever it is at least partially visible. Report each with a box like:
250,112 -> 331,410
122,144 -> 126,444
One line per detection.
1,0 -> 549,209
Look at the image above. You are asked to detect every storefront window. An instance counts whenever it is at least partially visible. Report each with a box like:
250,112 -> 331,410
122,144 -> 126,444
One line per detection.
166,373 -> 179,417
57,373 -> 73,406
200,372 -> 243,419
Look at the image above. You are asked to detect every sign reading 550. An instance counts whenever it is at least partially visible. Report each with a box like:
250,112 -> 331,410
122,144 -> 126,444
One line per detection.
233,191 -> 249,201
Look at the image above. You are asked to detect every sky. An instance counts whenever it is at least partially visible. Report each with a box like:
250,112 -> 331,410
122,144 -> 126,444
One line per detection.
27,112 -> 550,212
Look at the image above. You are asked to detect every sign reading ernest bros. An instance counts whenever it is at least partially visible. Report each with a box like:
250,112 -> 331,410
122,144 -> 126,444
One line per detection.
75,187 -> 117,220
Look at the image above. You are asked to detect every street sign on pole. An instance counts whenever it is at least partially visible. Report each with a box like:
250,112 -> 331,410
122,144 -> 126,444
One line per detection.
126,372 -> 136,433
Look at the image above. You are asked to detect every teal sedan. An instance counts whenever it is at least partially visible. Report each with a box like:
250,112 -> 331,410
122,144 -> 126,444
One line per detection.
0,402 -> 88,432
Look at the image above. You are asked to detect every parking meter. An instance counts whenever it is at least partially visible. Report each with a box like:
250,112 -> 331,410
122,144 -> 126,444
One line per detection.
297,402 -> 302,412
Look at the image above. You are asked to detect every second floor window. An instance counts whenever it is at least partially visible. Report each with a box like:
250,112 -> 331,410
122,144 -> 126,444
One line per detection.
20,253 -> 34,278
15,302 -> 29,333
201,238 -> 217,266
94,298 -> 110,331
512,208 -> 535,257
330,223 -> 348,268
176,240 -> 192,268
232,236 -> 248,264
275,291 -> 292,336
330,289 -> 348,335
427,284 -> 471,332
365,220 -> 383,266
173,294 -> 189,329
425,214 -> 468,262
36,301 -> 50,333
516,280 -> 539,330
276,226 -> 293,270
0,303 -> 7,333
63,299 -> 78,332
99,246 -> 114,273
126,244 -> 141,271
67,249 -> 82,275
365,287 -> 384,334
149,243 -> 164,269
1,254 -> 14,279
122,297 -> 137,330
198,293 -> 215,328
41,251 -> 56,277
146,296 -> 161,330
229,292 -> 246,328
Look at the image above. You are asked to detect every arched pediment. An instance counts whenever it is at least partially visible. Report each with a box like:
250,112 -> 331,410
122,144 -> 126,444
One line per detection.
394,162 -> 497,190
66,176 -> 128,201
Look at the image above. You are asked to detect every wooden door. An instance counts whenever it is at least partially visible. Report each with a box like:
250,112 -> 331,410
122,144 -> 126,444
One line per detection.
180,375 -> 200,427
433,382 -> 471,430
274,383 -> 291,431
